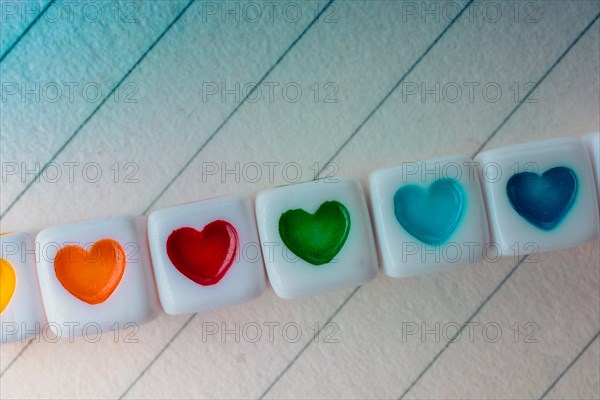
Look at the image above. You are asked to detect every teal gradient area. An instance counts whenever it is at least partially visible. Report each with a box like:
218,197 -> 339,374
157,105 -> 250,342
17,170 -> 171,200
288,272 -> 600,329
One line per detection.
0,0 -> 190,213
506,167 -> 578,230
0,0 -> 52,57
393,179 -> 466,245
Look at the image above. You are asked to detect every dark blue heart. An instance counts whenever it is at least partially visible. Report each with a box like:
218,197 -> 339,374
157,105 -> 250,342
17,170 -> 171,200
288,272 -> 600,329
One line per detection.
393,179 -> 465,245
506,166 -> 577,230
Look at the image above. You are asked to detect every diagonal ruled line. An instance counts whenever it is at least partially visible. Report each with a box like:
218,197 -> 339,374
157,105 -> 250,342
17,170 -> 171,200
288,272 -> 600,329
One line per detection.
265,9 -> 600,400
1,0 -> 334,385
1,0 -> 333,381
318,0 -> 474,174
0,340 -> 33,378
116,3 -> 336,398
118,314 -> 197,399
539,330 -> 600,399
258,286 -> 361,399
126,1 -> 472,396
258,2 -> 475,398
0,6 -> 595,400
0,0 -> 196,373
0,0 -> 197,221
398,256 -> 527,399
471,11 -> 600,158
399,12 -> 600,399
142,0 -> 335,215
0,0 -> 57,63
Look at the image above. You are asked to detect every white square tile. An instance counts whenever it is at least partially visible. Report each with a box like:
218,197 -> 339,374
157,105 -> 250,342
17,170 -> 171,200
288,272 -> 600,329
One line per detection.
475,137 -> 599,254
255,177 -> 378,299
582,132 -> 600,203
35,216 -> 160,339
1,232 -> 47,343
369,155 -> 490,278
147,195 -> 266,315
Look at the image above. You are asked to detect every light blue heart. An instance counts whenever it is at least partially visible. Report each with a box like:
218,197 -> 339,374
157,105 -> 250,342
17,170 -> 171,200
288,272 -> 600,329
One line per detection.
393,179 -> 465,245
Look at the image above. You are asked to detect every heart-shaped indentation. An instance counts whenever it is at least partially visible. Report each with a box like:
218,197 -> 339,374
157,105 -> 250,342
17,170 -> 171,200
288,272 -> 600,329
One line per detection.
54,239 -> 126,305
0,258 -> 16,314
506,166 -> 577,230
394,179 -> 465,245
166,221 -> 238,286
279,201 -> 351,265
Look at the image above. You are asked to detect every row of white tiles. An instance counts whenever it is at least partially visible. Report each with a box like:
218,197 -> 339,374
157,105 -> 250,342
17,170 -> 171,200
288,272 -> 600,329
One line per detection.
1,133 -> 599,343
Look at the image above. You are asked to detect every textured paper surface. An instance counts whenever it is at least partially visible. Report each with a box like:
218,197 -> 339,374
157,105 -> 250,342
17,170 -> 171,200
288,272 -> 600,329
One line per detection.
1,1 -> 599,399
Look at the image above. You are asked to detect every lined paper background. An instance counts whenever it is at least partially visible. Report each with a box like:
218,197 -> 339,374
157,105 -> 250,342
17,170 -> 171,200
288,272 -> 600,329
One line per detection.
1,0 -> 599,398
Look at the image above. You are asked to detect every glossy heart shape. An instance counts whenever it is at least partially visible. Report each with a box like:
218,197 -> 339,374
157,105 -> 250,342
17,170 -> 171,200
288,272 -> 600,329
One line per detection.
166,221 -> 238,286
279,201 -> 351,265
0,258 -> 16,313
394,179 -> 465,245
506,166 -> 577,230
54,239 -> 126,305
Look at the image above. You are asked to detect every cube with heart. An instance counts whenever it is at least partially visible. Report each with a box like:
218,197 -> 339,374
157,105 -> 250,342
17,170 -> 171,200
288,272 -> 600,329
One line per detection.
1,232 -> 47,343
475,137 -> 599,254
147,195 -> 266,315
369,155 -> 490,278
35,216 -> 160,339
255,177 -> 378,299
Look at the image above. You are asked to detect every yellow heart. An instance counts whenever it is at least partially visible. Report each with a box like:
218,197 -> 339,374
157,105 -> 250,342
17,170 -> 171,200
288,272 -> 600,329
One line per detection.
0,258 -> 16,313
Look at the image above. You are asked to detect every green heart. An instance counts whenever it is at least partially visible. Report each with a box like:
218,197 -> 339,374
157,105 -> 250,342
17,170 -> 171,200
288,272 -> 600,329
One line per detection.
278,201 -> 351,265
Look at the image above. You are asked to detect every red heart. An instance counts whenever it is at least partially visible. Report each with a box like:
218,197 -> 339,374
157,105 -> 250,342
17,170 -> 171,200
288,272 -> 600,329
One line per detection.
166,221 -> 238,286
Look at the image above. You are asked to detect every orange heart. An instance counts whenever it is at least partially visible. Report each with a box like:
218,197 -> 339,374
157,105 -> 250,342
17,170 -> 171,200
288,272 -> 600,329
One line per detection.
0,258 -> 16,313
54,239 -> 126,305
